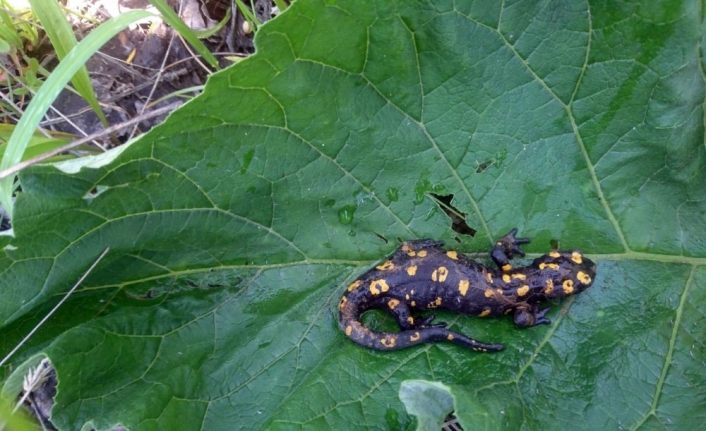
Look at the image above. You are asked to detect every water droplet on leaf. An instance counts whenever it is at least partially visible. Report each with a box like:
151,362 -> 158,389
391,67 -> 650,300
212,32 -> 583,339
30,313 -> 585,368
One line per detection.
386,187 -> 399,202
414,178 -> 432,204
241,149 -> 255,174
338,205 -> 356,224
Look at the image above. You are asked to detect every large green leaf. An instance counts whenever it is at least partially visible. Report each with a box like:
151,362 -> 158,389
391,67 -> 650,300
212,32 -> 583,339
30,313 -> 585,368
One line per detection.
2,0 -> 705,429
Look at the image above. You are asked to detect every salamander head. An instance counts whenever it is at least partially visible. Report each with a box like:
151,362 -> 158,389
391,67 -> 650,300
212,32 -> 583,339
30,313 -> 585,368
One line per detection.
532,250 -> 596,299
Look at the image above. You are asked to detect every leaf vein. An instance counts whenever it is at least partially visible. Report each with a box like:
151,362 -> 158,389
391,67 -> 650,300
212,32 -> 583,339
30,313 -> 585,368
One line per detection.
629,265 -> 696,430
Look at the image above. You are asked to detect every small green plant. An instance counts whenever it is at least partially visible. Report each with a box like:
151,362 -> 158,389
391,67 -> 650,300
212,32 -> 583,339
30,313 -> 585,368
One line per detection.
0,10 -> 152,217
0,1 -> 39,55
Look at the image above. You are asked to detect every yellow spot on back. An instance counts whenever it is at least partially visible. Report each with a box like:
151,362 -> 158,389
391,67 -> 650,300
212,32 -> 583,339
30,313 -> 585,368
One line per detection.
458,279 -> 470,296
405,293 -> 410,300
540,262 -> 560,270
406,265 -> 418,276
446,250 -> 458,260
502,274 -> 511,283
485,272 -> 493,283
431,266 -> 449,282
447,334 -> 454,341
345,325 -> 353,336
484,289 -> 494,298
544,279 -> 554,294
407,316 -> 415,325
571,251 -> 583,264
369,279 -> 389,296
549,250 -> 561,258
517,285 -> 530,297
410,331 -> 421,342
411,300 -> 416,307
577,271 -> 592,285
407,250 -> 416,257
438,266 -> 449,282
347,280 -> 362,292
479,308 -> 491,317
376,260 -> 395,271
511,273 -> 527,280
339,297 -> 348,310
417,250 -> 428,258
562,279 -> 575,294
428,297 -> 442,308
388,299 -> 400,310
502,263 -> 512,272
380,336 -> 397,348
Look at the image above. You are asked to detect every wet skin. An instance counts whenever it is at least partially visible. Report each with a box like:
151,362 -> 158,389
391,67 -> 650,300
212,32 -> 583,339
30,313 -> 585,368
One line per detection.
338,229 -> 597,352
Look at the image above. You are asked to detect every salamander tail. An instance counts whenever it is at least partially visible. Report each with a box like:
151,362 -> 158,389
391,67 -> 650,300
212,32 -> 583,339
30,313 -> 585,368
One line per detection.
339,300 -> 503,352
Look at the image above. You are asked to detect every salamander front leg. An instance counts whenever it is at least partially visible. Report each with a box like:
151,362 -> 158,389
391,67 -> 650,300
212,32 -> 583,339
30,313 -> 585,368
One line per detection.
490,228 -> 530,272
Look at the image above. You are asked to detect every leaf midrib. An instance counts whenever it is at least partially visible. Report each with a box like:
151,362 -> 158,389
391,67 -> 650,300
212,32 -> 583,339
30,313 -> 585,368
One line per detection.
61,252 -> 706,298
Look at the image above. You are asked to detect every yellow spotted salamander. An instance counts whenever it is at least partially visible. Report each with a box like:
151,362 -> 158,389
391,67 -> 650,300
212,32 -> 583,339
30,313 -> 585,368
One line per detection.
338,229 -> 596,352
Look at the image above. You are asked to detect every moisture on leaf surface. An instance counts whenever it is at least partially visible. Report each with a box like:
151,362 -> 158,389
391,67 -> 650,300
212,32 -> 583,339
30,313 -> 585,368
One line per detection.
1,1 -> 705,430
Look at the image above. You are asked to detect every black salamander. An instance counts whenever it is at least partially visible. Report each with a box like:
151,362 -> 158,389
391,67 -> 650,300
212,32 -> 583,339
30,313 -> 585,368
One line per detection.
338,229 -> 596,352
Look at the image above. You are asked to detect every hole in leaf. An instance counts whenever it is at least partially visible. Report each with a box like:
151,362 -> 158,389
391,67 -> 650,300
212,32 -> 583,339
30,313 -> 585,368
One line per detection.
82,185 -> 109,201
474,149 -> 508,173
430,194 -> 476,238
0,209 -> 11,232
475,160 -> 493,173
16,358 -> 57,429
444,412 -> 462,430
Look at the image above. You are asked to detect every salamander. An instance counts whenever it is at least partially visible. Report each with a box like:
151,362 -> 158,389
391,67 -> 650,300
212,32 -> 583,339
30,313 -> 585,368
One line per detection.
338,228 -> 596,352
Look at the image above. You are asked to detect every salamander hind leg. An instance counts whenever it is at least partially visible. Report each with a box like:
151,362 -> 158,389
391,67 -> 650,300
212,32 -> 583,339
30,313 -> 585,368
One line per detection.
385,299 -> 416,330
490,228 -> 530,272
415,314 -> 447,329
513,304 -> 551,327
385,301 -> 448,331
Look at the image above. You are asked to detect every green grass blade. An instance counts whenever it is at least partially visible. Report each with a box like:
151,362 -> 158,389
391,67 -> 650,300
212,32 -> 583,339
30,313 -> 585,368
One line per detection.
148,0 -> 219,69
0,10 -> 153,218
29,0 -> 108,126
273,0 -> 288,12
234,0 -> 259,29
192,7 -> 231,39
0,124 -> 75,160
0,7 -> 22,49
0,396 -> 37,431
